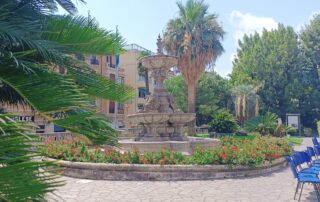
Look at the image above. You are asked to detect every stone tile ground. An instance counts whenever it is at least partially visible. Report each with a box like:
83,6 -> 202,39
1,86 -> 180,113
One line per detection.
46,138 -> 318,202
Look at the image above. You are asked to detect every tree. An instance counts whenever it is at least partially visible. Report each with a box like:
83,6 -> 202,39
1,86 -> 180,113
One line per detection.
165,72 -> 231,125
138,50 -> 152,95
300,14 -> 320,125
164,75 -> 188,112
163,0 -> 224,113
231,84 -> 259,126
230,24 -> 320,127
0,0 -> 134,200
300,14 -> 320,78
196,72 -> 232,125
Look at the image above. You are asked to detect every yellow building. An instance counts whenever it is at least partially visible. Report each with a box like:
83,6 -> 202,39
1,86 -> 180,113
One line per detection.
84,43 -> 155,129
0,43 -> 157,133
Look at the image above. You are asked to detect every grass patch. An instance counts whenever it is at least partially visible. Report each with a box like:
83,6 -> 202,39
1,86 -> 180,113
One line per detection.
230,135 -> 256,140
194,133 -> 256,140
285,137 -> 303,146
194,133 -> 209,138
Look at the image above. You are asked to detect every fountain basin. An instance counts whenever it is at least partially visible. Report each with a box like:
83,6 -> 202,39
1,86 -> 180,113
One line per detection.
128,113 -> 195,125
127,113 -> 195,142
119,137 -> 220,155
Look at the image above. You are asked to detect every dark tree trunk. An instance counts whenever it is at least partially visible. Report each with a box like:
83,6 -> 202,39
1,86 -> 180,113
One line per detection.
145,69 -> 149,95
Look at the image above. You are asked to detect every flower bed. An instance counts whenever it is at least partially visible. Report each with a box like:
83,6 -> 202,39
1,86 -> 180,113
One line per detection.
42,136 -> 292,167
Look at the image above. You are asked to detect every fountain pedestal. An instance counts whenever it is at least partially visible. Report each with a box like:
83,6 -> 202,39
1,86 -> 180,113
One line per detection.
119,36 -> 219,154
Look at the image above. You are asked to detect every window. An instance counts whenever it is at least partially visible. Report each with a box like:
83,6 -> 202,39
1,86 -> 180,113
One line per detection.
106,55 -> 114,68
90,55 -> 99,65
137,104 -> 144,110
36,125 -> 45,133
138,87 -> 147,98
75,53 -> 85,61
118,122 -> 125,129
118,76 -> 124,84
138,74 -> 145,81
110,74 -> 115,81
54,125 -> 66,132
109,101 -> 115,113
118,103 -> 124,114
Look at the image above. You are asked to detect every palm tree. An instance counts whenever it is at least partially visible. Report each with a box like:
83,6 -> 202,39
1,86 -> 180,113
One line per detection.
0,0 -> 134,200
163,0 -> 224,113
231,84 -> 259,126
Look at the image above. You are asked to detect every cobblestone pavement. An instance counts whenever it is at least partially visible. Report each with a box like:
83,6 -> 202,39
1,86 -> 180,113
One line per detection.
47,138 -> 318,202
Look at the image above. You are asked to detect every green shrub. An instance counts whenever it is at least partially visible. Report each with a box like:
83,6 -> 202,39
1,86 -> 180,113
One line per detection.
244,112 -> 278,135
209,110 -> 238,133
304,127 -> 313,137
317,121 -> 320,136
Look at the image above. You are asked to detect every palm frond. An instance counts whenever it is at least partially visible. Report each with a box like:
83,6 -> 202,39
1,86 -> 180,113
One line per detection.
0,114 -> 63,201
0,83 -> 27,106
69,67 -> 135,103
53,110 -> 118,145
0,62 -> 90,114
244,112 -> 278,135
43,15 -> 126,55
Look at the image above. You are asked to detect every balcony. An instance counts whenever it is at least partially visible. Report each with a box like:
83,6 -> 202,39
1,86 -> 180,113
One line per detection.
106,64 -> 125,74
106,63 -> 116,68
90,59 -> 99,65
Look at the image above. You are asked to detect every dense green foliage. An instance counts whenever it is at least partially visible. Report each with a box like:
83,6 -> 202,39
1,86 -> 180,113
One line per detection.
209,110 -> 238,133
244,112 -> 278,135
42,136 -> 292,166
165,72 -> 231,125
230,24 -> 320,128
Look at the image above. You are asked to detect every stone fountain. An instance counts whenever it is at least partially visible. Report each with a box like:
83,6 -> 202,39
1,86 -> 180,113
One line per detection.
119,36 -> 219,154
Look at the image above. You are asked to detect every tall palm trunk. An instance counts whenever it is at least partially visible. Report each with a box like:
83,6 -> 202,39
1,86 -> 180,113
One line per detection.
187,79 -> 196,135
187,80 -> 196,113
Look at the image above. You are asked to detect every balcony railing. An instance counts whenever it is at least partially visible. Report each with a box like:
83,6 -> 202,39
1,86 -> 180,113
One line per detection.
90,59 -> 99,65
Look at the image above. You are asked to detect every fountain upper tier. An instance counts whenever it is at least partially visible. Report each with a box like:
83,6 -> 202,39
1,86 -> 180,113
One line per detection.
140,55 -> 178,70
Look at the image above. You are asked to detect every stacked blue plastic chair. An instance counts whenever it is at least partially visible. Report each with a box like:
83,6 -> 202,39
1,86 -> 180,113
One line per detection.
312,137 -> 319,147
314,145 -> 320,157
306,147 -> 320,165
292,152 -> 320,174
286,153 -> 320,201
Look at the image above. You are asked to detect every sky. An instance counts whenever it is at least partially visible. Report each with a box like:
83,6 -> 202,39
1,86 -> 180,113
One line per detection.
67,0 -> 320,77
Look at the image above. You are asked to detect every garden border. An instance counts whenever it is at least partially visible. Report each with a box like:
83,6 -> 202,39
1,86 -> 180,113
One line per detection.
46,157 -> 287,181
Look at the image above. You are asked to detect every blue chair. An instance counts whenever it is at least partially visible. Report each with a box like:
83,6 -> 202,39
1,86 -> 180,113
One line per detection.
314,145 -> 320,157
286,156 -> 320,201
312,137 -> 319,146
292,152 -> 320,174
306,147 -> 320,164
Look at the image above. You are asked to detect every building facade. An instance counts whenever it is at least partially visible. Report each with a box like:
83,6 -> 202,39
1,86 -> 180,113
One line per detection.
80,43 -> 155,129
0,43 -> 158,133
